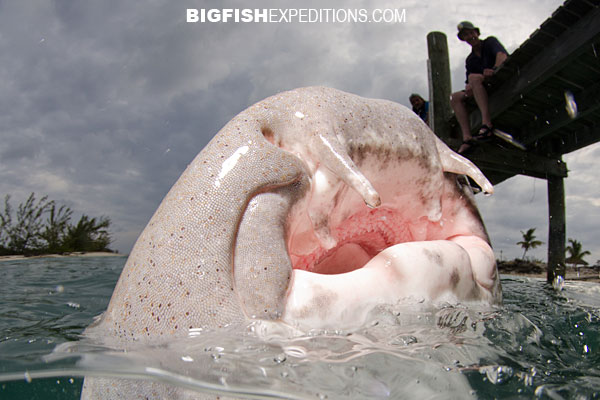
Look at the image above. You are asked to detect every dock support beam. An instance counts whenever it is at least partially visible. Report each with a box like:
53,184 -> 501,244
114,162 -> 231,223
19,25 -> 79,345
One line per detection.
547,173 -> 566,283
427,31 -> 453,142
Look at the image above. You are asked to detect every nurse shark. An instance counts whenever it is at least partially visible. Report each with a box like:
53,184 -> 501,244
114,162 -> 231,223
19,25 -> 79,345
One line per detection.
82,86 -> 501,398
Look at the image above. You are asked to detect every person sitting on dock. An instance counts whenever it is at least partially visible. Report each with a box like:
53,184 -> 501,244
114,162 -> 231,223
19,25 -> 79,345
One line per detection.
409,93 -> 429,125
450,21 -> 508,154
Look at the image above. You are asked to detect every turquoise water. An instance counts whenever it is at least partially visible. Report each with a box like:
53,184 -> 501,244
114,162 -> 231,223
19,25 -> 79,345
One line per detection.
1,256 -> 599,399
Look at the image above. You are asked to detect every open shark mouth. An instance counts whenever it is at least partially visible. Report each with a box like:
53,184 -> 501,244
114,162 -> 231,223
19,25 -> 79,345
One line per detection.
235,132 -> 501,330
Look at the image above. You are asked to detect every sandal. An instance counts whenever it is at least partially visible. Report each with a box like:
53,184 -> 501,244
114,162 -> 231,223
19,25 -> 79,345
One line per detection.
458,138 -> 477,155
472,124 -> 494,142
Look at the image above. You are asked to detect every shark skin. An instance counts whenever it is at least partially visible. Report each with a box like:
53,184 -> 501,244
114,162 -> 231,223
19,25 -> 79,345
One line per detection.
81,86 -> 500,399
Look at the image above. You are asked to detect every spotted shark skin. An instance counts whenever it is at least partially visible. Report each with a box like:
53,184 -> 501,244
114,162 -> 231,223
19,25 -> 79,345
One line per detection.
81,86 -> 500,399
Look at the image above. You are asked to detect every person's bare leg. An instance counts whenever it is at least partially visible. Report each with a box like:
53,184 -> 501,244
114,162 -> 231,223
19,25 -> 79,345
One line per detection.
450,91 -> 472,142
468,74 -> 492,129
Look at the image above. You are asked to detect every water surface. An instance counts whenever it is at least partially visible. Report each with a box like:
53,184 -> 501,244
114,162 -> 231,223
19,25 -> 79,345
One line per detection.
1,256 -> 599,399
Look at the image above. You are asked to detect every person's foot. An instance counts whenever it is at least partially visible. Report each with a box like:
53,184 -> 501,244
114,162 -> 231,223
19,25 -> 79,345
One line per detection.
458,139 -> 477,154
472,124 -> 494,142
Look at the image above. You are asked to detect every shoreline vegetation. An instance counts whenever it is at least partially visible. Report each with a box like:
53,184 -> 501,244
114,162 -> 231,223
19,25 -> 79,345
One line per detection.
498,259 -> 600,283
0,251 -> 126,262
1,192 -> 115,257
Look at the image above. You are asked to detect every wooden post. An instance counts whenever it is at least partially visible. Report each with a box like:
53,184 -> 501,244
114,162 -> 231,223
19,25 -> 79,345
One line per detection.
547,173 -> 566,283
427,31 -> 453,142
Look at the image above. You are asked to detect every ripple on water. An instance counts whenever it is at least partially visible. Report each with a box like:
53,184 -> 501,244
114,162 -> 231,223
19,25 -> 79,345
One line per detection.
1,258 -> 600,399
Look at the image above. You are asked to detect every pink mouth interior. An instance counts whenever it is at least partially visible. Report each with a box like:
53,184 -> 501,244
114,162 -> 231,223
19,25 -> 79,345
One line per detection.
290,207 -> 417,275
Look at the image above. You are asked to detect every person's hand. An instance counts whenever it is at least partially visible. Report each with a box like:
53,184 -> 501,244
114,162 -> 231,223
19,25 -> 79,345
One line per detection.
483,68 -> 495,78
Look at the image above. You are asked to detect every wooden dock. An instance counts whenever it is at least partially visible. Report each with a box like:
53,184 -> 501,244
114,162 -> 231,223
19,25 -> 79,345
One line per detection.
427,0 -> 600,282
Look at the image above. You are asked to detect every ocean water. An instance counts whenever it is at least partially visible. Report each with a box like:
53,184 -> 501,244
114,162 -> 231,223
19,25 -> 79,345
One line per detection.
1,256 -> 599,399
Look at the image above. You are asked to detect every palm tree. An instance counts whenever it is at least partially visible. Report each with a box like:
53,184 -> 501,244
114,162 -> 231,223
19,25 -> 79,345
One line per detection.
517,228 -> 543,260
565,238 -> 591,277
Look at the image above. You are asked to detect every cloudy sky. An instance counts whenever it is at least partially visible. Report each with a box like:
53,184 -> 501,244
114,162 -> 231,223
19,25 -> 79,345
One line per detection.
1,0 -> 597,264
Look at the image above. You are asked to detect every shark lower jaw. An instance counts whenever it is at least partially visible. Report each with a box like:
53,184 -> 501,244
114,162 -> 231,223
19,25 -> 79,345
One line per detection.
283,236 -> 497,330
281,196 -> 499,330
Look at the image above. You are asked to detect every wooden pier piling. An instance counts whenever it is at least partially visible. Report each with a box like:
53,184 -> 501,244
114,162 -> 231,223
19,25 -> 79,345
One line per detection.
426,31 -> 453,142
547,174 -> 567,282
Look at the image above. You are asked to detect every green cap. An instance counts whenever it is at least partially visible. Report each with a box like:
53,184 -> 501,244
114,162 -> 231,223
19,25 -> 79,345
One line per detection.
457,21 -> 480,40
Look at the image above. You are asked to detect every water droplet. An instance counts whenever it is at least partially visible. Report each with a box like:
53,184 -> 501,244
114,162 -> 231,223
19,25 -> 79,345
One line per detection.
390,335 -> 418,346
552,275 -> 565,291
482,365 -> 513,384
523,373 -> 534,386
283,346 -> 307,359
188,327 -> 203,337
273,353 -> 286,364
564,91 -> 578,119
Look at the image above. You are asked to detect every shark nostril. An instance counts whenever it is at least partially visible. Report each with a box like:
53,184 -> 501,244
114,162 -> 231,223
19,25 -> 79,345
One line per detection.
261,126 -> 276,144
